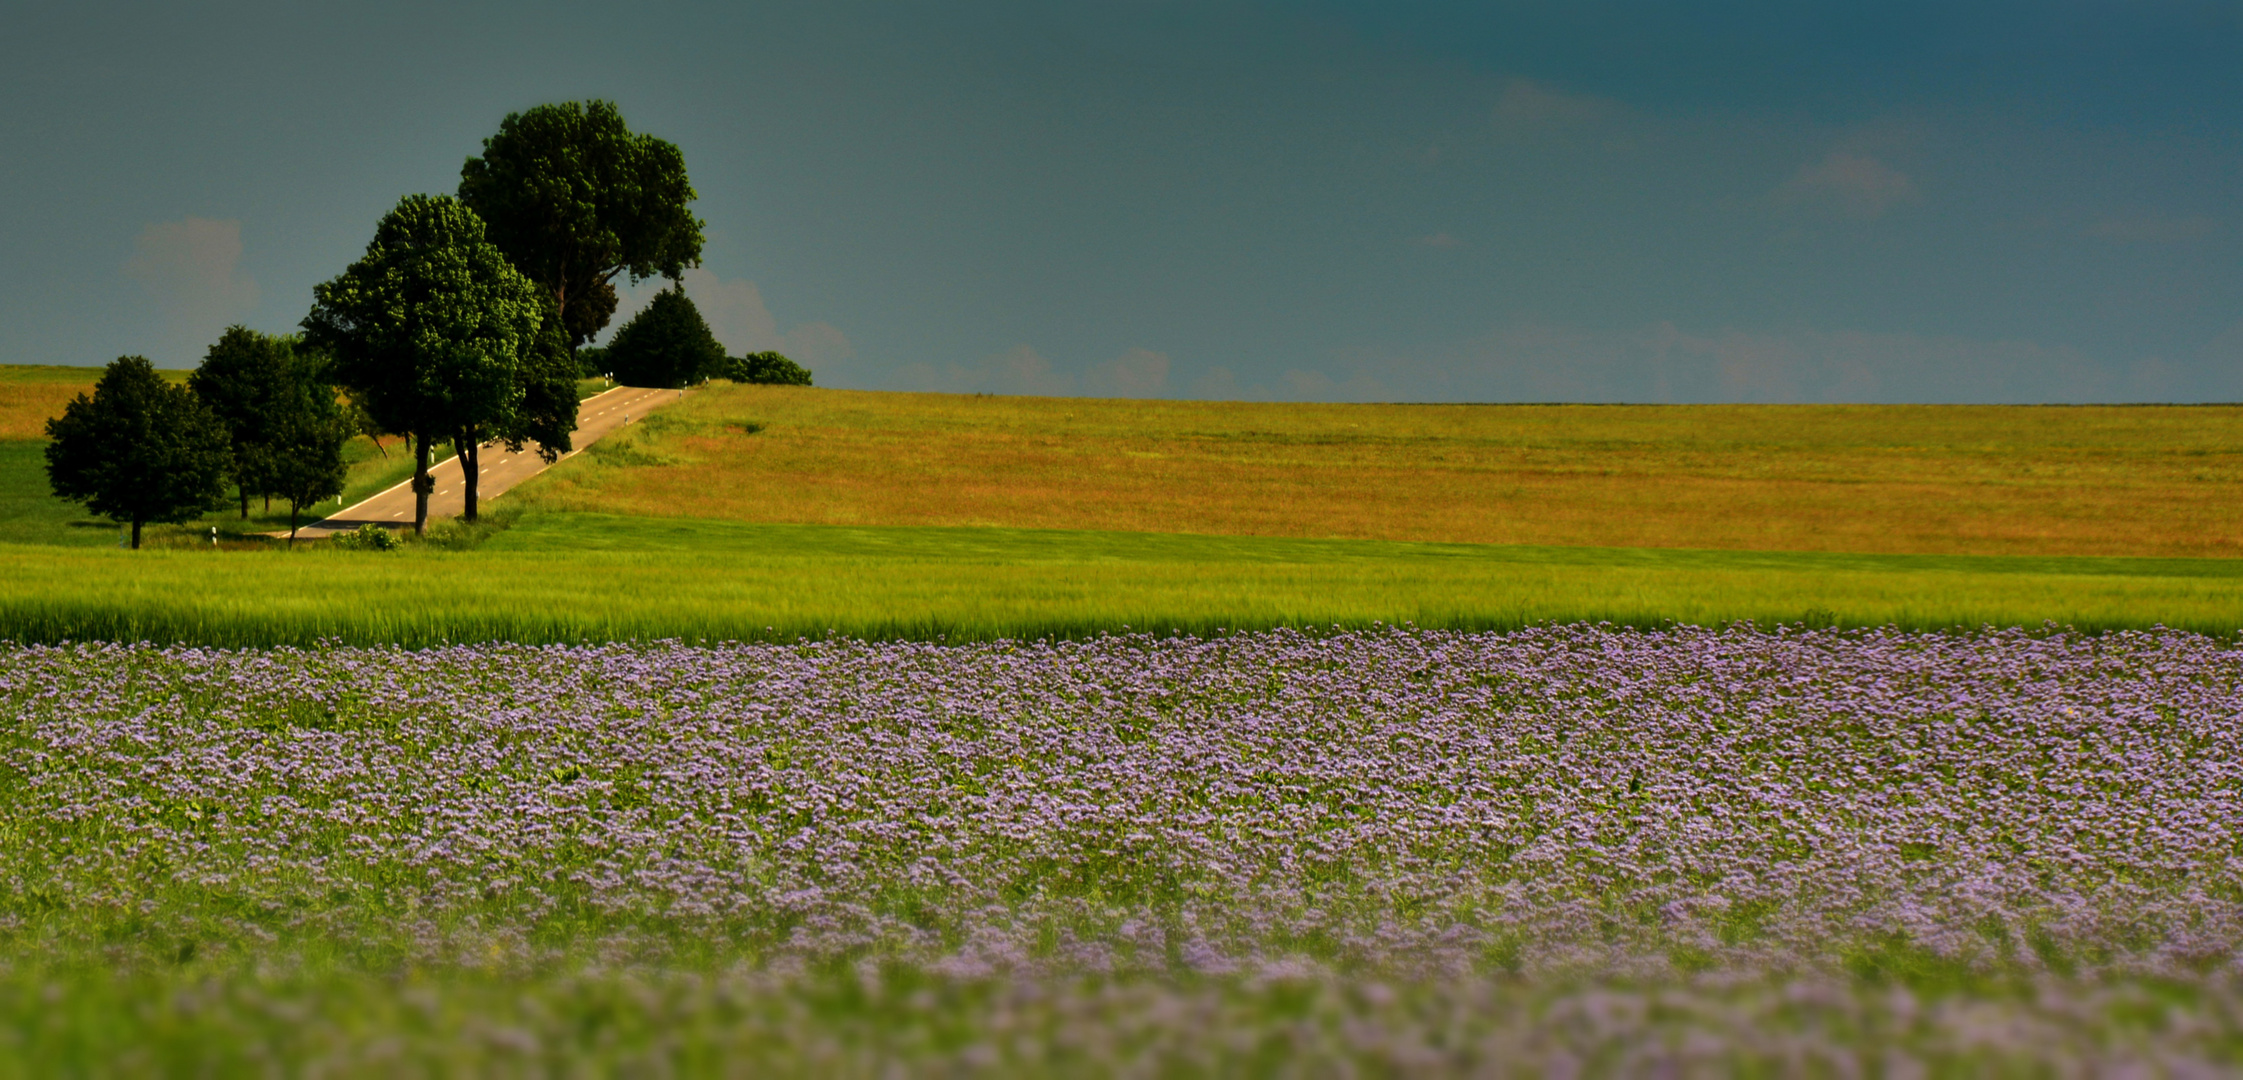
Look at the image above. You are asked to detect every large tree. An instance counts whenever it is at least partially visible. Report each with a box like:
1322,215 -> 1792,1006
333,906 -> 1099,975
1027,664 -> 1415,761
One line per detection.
188,325 -> 290,518
45,356 -> 232,549
457,99 -> 704,350
302,195 -> 541,535
605,286 -> 726,389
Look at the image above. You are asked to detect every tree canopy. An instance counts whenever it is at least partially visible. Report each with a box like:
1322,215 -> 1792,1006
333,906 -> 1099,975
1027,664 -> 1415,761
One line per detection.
45,356 -> 232,549
458,100 -> 704,350
189,326 -> 317,517
606,287 -> 726,389
258,347 -> 350,545
499,312 -> 581,463
301,194 -> 541,534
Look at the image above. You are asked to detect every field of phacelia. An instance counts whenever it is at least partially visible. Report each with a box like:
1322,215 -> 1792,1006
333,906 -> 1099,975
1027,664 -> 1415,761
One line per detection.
3,625 -> 2241,1074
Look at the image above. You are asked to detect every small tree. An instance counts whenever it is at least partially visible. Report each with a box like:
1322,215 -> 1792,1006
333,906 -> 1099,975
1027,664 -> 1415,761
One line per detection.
303,194 -> 539,535
341,397 -> 391,457
724,350 -> 813,386
45,356 -> 231,549
606,286 -> 724,389
264,351 -> 350,546
188,325 -> 291,517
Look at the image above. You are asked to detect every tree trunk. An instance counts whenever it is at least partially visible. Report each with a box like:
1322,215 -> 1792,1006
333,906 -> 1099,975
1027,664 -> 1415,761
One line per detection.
461,432 -> 481,523
130,516 -> 143,550
240,488 -> 249,519
289,503 -> 299,548
413,429 -> 431,536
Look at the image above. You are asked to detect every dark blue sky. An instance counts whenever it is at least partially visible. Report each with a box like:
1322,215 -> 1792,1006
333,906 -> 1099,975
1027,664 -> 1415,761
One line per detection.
4,1 -> 2238,401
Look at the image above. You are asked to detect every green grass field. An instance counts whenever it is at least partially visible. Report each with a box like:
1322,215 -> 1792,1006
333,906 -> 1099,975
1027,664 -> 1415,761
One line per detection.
0,509 -> 2236,646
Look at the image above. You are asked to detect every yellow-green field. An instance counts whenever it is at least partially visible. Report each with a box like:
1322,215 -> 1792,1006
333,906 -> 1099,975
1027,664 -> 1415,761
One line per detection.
2,368 -> 2240,643
0,362 -> 190,440
531,385 -> 2243,558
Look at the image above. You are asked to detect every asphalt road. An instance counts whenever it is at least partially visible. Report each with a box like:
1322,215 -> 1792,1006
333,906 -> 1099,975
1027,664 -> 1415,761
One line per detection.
286,384 -> 686,539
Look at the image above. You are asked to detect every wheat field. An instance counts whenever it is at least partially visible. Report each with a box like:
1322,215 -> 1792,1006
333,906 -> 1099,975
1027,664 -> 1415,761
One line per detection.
525,385 -> 2243,558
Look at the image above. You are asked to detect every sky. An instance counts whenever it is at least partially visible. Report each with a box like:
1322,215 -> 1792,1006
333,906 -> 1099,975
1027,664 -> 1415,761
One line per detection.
3,1 -> 2239,403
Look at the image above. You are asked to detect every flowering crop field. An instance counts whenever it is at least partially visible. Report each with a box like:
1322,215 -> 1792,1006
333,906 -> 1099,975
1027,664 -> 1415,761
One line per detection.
3,625 -> 2242,1074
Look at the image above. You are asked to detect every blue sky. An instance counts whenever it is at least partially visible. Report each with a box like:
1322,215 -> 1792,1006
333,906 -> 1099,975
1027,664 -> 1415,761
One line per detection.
4,1 -> 2238,402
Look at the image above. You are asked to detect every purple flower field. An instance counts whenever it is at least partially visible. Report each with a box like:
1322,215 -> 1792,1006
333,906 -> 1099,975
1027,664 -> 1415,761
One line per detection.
4,624 -> 2242,1071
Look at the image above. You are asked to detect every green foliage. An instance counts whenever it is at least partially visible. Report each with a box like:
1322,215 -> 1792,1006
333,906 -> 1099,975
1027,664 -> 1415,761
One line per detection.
42,357 -> 231,548
303,195 -> 539,441
605,287 -> 725,389
331,523 -> 399,551
302,194 -> 542,532
457,100 -> 704,349
186,326 -> 291,516
575,345 -> 610,379
339,397 -> 394,457
189,328 -> 349,540
262,358 -> 351,546
723,350 -> 813,386
500,312 -> 580,463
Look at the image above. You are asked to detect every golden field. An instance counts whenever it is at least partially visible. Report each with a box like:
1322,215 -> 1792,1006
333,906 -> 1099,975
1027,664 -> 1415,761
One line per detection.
525,385 -> 2243,559
0,363 -> 188,440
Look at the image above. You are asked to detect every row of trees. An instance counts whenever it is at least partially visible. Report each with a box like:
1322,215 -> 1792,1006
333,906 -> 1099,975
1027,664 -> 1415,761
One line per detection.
44,339 -> 348,548
308,100 -> 705,534
50,100 -> 737,543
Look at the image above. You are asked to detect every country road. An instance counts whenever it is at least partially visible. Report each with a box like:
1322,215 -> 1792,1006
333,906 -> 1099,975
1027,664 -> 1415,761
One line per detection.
286,384 -> 685,539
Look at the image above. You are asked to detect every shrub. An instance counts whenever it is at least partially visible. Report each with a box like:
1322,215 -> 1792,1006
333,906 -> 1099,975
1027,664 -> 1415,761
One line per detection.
723,351 -> 813,386
332,523 -> 399,551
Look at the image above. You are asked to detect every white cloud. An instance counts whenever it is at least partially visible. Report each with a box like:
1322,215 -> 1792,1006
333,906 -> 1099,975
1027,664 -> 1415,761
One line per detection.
1083,347 -> 1170,398
899,345 -> 1072,397
781,322 -> 855,372
1778,152 -> 1918,218
675,268 -> 781,353
2086,215 -> 2217,243
123,218 -> 258,354
1492,78 -> 1614,131
1189,366 -> 1246,401
1279,367 -> 1391,403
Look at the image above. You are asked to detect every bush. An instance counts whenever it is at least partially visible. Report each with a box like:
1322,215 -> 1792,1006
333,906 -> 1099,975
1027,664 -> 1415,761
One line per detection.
723,351 -> 813,386
332,523 -> 399,551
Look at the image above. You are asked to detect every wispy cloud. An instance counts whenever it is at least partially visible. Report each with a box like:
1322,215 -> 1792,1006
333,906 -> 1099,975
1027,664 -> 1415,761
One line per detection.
1777,152 -> 1918,218
1491,77 -> 1614,131
901,345 -> 1172,398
